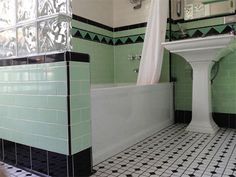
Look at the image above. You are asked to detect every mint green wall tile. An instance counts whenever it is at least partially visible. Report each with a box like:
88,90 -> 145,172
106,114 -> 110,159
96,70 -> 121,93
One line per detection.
72,38 -> 114,84
114,43 -> 169,83
159,50 -> 170,83
70,95 -> 90,110
71,133 -> 91,155
47,96 -> 67,110
69,60 -> 91,155
171,54 -> 192,111
0,62 -> 71,155
114,43 -> 142,83
70,64 -> 90,81
46,66 -> 67,81
71,121 -> 91,140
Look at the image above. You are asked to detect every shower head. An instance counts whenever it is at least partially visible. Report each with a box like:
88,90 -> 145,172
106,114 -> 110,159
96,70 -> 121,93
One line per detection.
130,0 -> 143,10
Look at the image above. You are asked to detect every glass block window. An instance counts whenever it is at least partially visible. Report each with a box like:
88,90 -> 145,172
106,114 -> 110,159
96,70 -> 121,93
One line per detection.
0,0 -> 72,59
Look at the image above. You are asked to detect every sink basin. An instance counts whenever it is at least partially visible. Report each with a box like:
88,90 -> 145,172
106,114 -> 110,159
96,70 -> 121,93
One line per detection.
162,34 -> 235,134
163,34 -> 235,62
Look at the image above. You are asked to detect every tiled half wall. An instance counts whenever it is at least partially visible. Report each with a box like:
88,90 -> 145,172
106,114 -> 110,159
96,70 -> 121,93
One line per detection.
0,52 -> 93,177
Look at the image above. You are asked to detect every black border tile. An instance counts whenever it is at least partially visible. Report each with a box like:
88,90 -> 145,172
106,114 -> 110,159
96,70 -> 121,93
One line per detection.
48,152 -> 67,177
0,139 -> 2,161
3,140 -> 16,165
45,53 -> 65,63
16,144 -> 31,169
31,147 -> 48,175
0,52 -> 89,68
28,56 -> 45,64
72,15 -> 113,32
66,52 -> 90,63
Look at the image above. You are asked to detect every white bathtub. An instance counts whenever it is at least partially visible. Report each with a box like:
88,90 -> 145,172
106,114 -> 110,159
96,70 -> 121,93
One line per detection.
91,83 -> 174,165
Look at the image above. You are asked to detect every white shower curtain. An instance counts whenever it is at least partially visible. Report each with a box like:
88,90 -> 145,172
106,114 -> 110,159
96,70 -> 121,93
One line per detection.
137,0 -> 169,85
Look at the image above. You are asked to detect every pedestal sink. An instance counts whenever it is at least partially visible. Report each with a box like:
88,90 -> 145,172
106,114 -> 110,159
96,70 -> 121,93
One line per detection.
162,34 -> 235,134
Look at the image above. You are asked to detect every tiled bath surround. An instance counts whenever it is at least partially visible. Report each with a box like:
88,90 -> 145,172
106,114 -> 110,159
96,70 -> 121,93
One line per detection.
0,52 -> 93,177
71,15 -> 170,84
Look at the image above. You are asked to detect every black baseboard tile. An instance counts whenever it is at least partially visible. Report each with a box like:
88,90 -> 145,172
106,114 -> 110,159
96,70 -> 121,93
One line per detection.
174,110 -> 192,124
3,140 -> 16,165
16,143 -> 31,169
0,139 -> 93,177
0,139 -> 2,161
73,148 -> 93,177
175,110 -> 236,129
31,147 -> 48,175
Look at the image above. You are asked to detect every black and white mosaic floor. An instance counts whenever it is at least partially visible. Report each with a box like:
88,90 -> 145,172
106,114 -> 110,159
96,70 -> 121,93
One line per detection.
92,124 -> 236,177
0,162 -> 39,177
1,124 -> 236,177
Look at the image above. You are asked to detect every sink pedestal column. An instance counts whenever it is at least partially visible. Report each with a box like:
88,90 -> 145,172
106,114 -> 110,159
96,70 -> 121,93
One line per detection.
162,34 -> 234,134
186,61 -> 219,134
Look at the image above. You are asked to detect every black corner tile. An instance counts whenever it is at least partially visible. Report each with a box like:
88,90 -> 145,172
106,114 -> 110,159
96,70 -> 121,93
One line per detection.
16,144 -> 31,169
3,140 -> 16,165
31,147 -> 48,175
213,113 -> 230,128
0,139 -> 2,161
45,53 -> 65,63
28,56 -> 45,64
66,52 -> 90,63
48,152 -> 67,177
73,147 -> 93,177
67,156 -> 73,177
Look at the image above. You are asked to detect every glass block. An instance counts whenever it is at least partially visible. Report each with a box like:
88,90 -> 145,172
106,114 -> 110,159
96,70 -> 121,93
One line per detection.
0,0 -> 16,28
17,0 -> 36,22
67,0 -> 72,16
0,29 -> 16,58
38,16 -> 71,53
38,0 -> 67,17
17,24 -> 37,56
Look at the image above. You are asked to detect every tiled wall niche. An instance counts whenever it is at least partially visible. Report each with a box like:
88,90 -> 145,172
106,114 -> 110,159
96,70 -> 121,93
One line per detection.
0,52 -> 93,177
0,0 -> 72,59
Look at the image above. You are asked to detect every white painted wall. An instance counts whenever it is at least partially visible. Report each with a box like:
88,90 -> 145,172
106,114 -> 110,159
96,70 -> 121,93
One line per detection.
72,0 -> 114,27
113,0 -> 151,27
72,0 -> 151,27
91,83 -> 174,165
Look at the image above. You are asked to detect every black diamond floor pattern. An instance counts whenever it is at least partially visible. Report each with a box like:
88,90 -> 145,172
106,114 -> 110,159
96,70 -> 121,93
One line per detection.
92,124 -> 236,177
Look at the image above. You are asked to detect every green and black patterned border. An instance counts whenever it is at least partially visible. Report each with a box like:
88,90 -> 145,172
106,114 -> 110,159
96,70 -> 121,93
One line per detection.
172,24 -> 234,40
72,15 -> 234,45
72,27 -> 147,46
